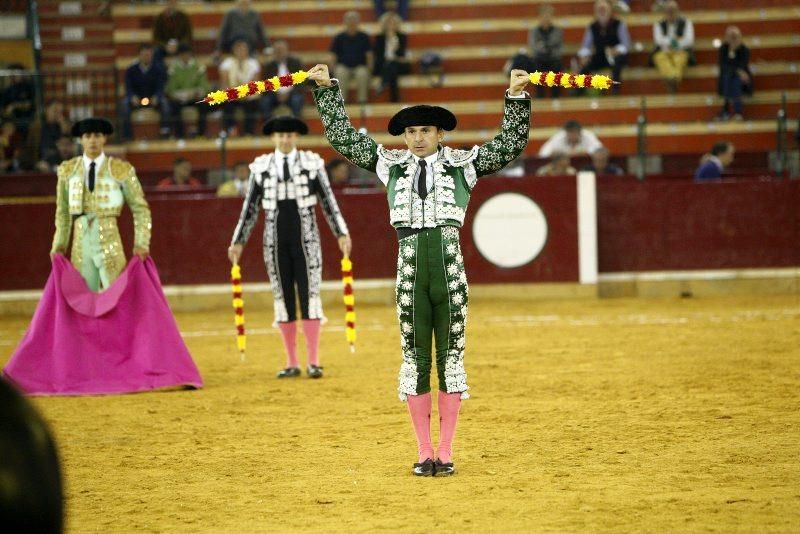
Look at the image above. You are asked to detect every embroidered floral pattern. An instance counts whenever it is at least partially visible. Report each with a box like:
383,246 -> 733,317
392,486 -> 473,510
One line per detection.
441,229 -> 470,399
314,85 -> 377,171
474,97 -> 531,177
396,235 -> 419,400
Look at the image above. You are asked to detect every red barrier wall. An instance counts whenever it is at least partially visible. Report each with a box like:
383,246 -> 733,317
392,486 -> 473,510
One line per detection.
1,176 -> 798,291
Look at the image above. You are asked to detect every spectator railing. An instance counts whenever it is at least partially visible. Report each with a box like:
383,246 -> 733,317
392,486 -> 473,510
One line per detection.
636,96 -> 647,181
775,92 -> 788,176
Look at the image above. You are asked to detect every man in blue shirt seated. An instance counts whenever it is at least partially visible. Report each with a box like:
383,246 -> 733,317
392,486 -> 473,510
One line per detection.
119,44 -> 170,141
694,141 -> 735,181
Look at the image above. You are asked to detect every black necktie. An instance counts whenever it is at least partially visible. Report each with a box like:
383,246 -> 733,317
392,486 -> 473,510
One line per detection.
417,159 -> 427,200
88,161 -> 96,192
282,157 -> 290,182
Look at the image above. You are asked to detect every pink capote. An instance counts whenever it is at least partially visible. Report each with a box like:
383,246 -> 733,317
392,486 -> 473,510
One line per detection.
3,255 -> 203,396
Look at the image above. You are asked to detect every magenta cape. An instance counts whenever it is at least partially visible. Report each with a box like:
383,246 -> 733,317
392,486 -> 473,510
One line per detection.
3,255 -> 203,396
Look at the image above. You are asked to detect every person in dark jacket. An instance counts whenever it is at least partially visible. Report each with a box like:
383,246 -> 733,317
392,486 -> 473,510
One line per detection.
694,141 -> 734,181
373,12 -> 411,103
717,26 -> 752,121
260,40 -> 306,120
119,44 -> 170,140
577,0 -> 630,95
152,0 -> 193,64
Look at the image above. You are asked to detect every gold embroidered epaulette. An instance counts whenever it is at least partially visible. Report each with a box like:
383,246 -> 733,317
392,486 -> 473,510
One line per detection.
109,158 -> 134,181
56,156 -> 82,180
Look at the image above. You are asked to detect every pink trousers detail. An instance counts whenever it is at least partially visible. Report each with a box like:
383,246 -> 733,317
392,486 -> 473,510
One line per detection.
277,321 -> 298,368
437,391 -> 462,463
301,319 -> 321,366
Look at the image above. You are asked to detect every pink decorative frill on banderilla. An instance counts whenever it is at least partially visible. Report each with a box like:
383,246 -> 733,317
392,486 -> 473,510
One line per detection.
3,255 -> 203,396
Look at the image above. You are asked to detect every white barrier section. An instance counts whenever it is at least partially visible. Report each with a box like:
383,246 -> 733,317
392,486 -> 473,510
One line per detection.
577,171 -> 598,284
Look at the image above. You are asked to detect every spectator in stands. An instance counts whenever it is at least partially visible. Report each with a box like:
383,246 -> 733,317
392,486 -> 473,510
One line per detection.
158,157 -> 203,189
374,0 -> 410,20
326,158 -> 355,186
261,40 -> 305,120
330,11 -> 373,104
0,64 -> 35,135
36,135 -> 77,173
583,147 -> 624,176
539,120 -> 604,158
39,100 -> 71,162
216,0 -> 269,57
577,0 -> 630,95
119,44 -> 170,140
651,1 -> 694,93
152,0 -> 193,64
717,26 -> 751,121
217,161 -> 251,197
373,12 -> 410,103
219,39 -> 262,136
166,44 -> 210,138
0,120 -> 25,173
517,4 -> 563,98
694,141 -> 735,180
536,151 -> 577,176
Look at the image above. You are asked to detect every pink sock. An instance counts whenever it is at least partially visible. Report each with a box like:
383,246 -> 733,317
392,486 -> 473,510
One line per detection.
277,321 -> 298,368
301,319 -> 321,367
407,392 -> 434,463
437,391 -> 462,464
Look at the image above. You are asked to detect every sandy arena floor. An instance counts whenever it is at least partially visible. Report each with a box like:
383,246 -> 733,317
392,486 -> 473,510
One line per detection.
1,294 -> 799,532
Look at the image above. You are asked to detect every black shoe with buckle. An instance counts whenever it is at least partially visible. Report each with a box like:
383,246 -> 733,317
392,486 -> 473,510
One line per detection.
307,365 -> 324,379
434,459 -> 455,477
276,367 -> 301,378
413,458 -> 435,477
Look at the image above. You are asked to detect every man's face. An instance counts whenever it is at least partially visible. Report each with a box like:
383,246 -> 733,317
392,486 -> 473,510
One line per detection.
665,1 -> 679,20
271,131 -> 299,153
80,132 -> 106,156
234,165 -> 250,181
233,41 -> 249,59
403,126 -> 443,158
566,128 -> 581,146
175,161 -> 192,181
719,145 -> 735,167
553,156 -> 570,173
273,41 -> 288,59
139,47 -> 153,65
595,1 -> 611,22
237,0 -> 251,12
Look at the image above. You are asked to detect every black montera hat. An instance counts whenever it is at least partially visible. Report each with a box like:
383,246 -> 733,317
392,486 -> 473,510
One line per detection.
262,116 -> 309,136
71,118 -> 114,137
387,105 -> 457,136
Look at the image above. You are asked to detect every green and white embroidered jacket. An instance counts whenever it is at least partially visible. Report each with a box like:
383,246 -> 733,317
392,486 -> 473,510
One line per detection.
313,83 -> 531,229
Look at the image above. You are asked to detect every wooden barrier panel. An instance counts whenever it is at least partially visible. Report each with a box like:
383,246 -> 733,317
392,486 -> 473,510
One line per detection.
0,176 -> 797,291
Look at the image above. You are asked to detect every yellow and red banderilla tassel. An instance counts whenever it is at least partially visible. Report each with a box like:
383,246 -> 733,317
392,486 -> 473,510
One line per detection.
529,71 -> 617,90
341,257 -> 356,353
230,264 -> 246,360
200,71 -> 310,105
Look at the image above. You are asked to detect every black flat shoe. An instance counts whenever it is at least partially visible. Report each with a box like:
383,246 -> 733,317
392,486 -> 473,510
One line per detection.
413,458 -> 435,477
434,459 -> 455,477
307,365 -> 324,379
276,367 -> 301,378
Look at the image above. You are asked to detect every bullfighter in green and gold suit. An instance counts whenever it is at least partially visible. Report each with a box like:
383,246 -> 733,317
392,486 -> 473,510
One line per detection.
50,118 -> 151,292
307,64 -> 532,477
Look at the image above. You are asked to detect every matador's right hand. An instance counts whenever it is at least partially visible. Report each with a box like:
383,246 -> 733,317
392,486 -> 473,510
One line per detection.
228,243 -> 243,265
307,64 -> 333,87
50,249 -> 64,260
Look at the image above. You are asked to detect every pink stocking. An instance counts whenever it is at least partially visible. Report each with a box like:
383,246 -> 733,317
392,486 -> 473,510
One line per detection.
277,321 -> 298,368
437,391 -> 462,464
301,319 -> 321,366
407,392 -> 434,463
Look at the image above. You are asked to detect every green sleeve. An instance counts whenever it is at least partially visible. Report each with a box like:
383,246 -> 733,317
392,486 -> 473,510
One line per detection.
120,168 -> 152,250
473,94 -> 531,177
50,174 -> 71,254
312,83 -> 379,172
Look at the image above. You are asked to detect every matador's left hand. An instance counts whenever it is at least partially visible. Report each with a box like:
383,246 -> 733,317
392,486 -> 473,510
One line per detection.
508,69 -> 530,96
338,234 -> 352,258
133,247 -> 149,260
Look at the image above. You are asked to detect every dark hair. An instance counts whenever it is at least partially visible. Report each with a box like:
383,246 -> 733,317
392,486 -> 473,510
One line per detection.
233,161 -> 249,170
174,157 -> 188,165
564,120 -> 582,131
139,43 -> 154,52
710,141 -> 732,156
0,378 -> 63,533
